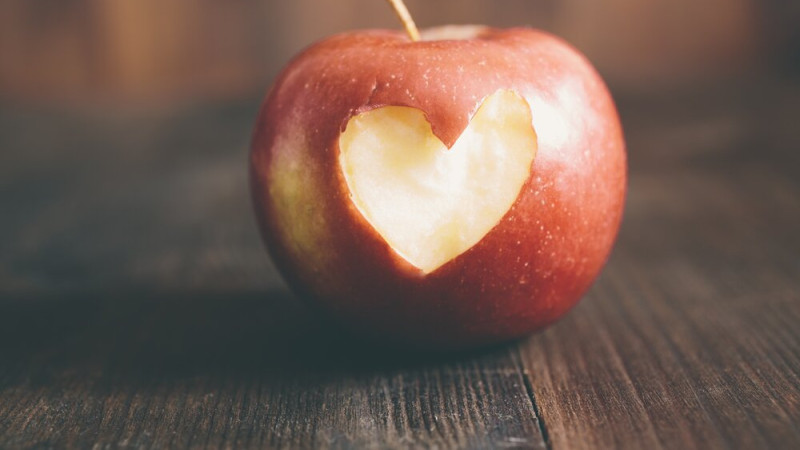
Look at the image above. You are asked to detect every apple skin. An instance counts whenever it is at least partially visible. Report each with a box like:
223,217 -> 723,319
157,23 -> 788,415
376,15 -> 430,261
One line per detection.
250,27 -> 626,350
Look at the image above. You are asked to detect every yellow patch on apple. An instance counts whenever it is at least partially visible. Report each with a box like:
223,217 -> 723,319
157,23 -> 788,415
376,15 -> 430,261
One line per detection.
339,90 -> 537,273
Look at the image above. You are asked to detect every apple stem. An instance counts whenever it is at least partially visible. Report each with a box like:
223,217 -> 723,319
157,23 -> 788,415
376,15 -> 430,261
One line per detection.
385,0 -> 420,42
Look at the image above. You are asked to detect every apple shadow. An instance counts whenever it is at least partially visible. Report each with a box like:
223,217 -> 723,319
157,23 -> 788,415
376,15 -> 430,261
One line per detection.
0,289 -> 508,386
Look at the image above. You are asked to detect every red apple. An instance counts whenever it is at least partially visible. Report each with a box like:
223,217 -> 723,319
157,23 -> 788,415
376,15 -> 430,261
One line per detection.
250,25 -> 626,350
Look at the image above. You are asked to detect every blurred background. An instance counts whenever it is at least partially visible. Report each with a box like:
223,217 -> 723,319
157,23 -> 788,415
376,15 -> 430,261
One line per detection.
0,0 -> 798,293
1,0 -> 798,104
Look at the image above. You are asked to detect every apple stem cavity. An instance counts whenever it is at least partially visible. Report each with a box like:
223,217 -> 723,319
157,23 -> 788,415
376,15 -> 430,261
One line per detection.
385,0 -> 420,42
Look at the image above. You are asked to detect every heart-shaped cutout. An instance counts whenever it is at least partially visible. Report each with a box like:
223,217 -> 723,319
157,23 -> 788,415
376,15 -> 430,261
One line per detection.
339,90 -> 537,273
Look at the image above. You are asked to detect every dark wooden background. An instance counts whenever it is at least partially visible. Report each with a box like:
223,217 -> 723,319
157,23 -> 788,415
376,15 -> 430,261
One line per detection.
2,75 -> 800,448
2,0 -> 800,448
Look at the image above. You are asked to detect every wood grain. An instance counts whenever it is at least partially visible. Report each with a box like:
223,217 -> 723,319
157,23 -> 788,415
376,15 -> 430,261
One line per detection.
1,77 -> 799,448
0,291 -> 545,448
520,81 -> 800,449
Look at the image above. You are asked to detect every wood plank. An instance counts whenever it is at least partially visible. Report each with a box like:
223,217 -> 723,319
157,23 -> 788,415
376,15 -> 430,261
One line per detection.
518,82 -> 800,450
0,103 -> 546,448
2,78 -> 800,448
0,291 -> 546,448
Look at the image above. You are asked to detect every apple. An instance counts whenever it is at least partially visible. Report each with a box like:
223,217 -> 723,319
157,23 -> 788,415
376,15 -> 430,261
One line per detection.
250,10 -> 626,349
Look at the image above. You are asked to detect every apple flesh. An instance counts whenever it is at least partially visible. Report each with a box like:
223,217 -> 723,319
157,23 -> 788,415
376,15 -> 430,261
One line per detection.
340,89 -> 536,274
250,26 -> 626,350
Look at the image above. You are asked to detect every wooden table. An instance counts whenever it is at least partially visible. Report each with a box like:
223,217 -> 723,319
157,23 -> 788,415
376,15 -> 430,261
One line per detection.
2,77 -> 799,449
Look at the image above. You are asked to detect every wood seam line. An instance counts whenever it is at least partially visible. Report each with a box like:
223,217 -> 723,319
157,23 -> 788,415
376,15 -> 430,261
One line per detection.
513,350 -> 552,450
